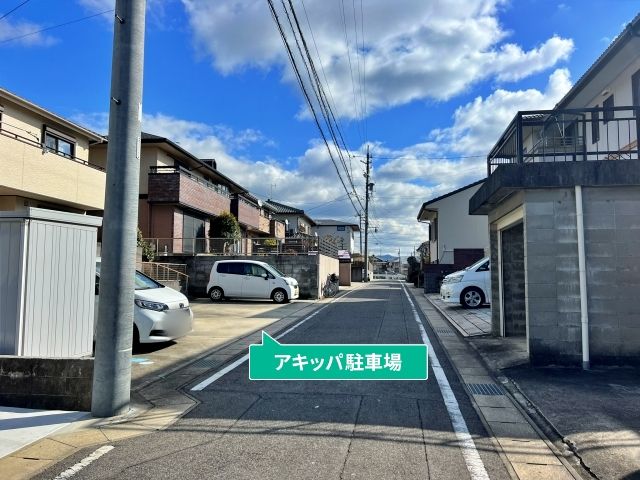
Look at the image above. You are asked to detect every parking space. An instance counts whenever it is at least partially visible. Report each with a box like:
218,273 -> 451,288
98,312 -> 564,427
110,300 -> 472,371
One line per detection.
425,293 -> 491,336
130,298 -> 318,390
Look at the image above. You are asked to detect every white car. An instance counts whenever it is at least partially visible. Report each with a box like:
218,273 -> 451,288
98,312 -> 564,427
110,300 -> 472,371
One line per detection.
440,257 -> 491,309
95,262 -> 193,344
207,260 -> 299,304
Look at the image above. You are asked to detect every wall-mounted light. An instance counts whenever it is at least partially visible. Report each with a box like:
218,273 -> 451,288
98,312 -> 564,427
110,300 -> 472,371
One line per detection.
601,89 -> 611,97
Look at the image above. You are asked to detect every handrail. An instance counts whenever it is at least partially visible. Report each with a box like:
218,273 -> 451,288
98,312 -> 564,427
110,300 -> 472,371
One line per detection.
0,121 -> 105,171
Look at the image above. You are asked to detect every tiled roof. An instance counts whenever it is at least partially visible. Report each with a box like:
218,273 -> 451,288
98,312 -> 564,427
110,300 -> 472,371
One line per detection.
313,219 -> 360,230
263,200 -> 305,214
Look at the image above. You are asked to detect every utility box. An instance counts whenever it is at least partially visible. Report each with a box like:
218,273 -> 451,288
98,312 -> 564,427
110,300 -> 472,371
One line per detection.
0,208 -> 102,357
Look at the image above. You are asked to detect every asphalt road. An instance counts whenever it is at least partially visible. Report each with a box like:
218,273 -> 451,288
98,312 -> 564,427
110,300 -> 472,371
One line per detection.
39,282 -> 510,480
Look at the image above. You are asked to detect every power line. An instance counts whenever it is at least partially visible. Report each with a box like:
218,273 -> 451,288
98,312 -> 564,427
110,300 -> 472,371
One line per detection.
350,153 -> 487,161
267,0 -> 359,215
0,8 -> 114,45
0,0 -> 31,21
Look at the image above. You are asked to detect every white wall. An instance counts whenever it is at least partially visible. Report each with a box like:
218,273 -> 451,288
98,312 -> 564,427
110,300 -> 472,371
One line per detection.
313,225 -> 356,253
428,183 -> 489,263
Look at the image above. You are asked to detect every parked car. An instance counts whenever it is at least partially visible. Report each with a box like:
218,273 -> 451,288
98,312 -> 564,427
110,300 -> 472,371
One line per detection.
95,261 -> 193,344
440,257 -> 491,309
207,260 -> 299,303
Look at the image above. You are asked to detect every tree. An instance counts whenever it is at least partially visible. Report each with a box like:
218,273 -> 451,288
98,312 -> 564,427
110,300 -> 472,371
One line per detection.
137,228 -> 155,262
209,212 -> 241,240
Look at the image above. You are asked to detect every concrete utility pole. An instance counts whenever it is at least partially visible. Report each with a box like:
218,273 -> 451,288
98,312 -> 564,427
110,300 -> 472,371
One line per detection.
363,146 -> 371,281
92,0 -> 146,418
357,212 -> 363,254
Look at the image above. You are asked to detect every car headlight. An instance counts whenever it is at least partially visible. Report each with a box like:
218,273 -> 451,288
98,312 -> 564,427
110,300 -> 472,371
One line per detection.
444,276 -> 463,284
135,299 -> 168,311
286,279 -> 297,286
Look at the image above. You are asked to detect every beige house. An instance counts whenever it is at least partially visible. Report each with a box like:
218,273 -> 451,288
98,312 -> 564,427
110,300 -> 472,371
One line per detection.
0,88 -> 105,213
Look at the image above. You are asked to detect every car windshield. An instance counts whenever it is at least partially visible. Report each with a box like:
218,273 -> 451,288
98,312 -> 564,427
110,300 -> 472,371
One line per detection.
465,257 -> 490,271
264,264 -> 285,277
96,263 -> 162,290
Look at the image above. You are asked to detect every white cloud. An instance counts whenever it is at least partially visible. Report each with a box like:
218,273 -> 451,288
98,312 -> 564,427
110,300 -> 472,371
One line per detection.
0,19 -> 57,47
181,0 -> 573,119
74,68 -> 571,256
431,68 -> 572,156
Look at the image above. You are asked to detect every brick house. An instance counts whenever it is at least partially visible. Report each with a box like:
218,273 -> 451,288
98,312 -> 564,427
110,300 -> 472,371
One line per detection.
90,133 -> 283,255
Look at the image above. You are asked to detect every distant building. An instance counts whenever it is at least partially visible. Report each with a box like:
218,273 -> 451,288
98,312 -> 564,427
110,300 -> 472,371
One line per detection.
417,180 -> 489,292
312,219 -> 360,253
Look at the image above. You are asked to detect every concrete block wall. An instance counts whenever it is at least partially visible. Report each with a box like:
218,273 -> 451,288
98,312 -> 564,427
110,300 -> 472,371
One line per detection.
524,188 -> 582,365
0,356 -> 93,410
159,254 -> 333,299
501,223 -> 526,337
583,186 -> 640,364
522,186 -> 640,365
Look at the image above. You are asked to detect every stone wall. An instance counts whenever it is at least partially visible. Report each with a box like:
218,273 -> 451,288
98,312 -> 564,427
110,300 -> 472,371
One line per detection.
160,254 -> 337,299
0,356 -> 93,410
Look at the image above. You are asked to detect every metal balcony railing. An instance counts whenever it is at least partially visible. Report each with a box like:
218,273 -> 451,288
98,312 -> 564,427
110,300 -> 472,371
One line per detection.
487,106 -> 640,174
144,236 -> 339,258
0,120 -> 105,171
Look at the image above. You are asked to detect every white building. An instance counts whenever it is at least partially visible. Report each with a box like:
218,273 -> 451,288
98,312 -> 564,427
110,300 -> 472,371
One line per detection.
312,219 -> 360,254
417,180 -> 489,265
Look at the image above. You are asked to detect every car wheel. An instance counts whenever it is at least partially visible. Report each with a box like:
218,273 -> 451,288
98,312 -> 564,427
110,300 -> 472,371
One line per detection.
209,287 -> 224,302
461,287 -> 484,309
272,289 -> 288,304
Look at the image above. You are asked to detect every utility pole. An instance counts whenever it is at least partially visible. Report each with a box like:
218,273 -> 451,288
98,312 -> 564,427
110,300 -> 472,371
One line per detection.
357,212 -> 363,254
92,0 -> 146,418
364,146 -> 371,282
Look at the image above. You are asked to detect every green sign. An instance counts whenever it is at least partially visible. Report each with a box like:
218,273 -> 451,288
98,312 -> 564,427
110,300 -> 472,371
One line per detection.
249,332 -> 428,380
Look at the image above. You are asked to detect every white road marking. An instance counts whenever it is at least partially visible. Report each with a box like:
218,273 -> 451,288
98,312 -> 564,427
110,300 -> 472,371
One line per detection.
191,290 -> 356,391
402,284 -> 490,480
52,445 -> 114,479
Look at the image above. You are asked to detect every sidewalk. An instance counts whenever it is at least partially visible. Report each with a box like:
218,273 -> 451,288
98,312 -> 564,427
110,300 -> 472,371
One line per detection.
410,287 -> 582,480
0,287 -> 360,480
426,293 -> 492,336
421,287 -> 640,479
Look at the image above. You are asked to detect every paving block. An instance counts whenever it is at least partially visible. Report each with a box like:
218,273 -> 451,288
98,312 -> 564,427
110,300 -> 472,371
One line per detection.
9,438 -> 75,461
479,406 -> 526,423
511,462 -> 576,480
0,456 -> 53,480
496,437 -> 562,466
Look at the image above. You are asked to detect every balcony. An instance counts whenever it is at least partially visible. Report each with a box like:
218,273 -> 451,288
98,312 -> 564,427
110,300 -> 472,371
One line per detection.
258,213 -> 271,235
0,121 -> 105,210
488,106 -> 639,174
148,166 -> 231,216
231,197 -> 261,231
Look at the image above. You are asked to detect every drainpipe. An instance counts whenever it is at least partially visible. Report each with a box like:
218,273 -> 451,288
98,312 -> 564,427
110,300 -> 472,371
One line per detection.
575,185 -> 590,370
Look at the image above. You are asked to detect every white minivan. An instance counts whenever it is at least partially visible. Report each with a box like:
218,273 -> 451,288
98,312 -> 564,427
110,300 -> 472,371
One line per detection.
207,260 -> 299,303
95,262 -> 193,344
440,257 -> 491,309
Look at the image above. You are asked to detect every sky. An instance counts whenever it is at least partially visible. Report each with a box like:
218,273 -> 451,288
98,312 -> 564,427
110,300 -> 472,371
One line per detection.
1,0 -> 638,258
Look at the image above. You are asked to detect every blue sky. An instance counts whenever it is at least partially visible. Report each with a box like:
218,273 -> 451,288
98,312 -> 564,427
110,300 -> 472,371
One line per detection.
1,0 -> 638,256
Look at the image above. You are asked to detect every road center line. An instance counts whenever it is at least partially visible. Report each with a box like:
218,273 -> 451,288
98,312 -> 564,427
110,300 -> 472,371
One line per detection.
53,445 -> 114,479
191,289 -> 357,391
401,284 -> 490,480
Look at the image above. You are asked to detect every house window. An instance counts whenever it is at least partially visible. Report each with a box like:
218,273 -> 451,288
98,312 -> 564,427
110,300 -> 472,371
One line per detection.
603,94 -> 614,124
591,106 -> 600,144
43,127 -> 75,158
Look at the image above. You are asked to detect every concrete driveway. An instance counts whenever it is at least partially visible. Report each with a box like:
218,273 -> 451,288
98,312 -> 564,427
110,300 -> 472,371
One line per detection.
130,298 -> 318,390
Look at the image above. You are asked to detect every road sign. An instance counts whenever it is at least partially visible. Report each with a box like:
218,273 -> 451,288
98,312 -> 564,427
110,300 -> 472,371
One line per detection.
249,332 -> 428,380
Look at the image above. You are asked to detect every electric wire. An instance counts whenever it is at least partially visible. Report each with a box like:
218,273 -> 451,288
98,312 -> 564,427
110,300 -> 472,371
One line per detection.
266,0 -> 359,215
0,0 -> 31,21
0,8 -> 114,44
